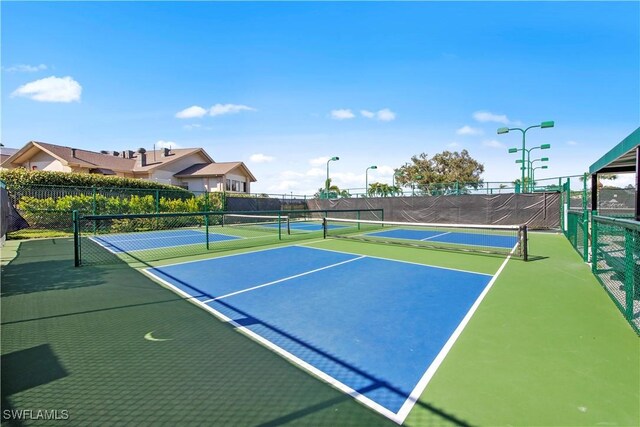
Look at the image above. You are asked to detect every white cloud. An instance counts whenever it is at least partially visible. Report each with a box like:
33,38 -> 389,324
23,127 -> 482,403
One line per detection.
3,64 -> 47,73
249,153 -> 275,163
268,180 -> 299,192
279,170 -> 305,180
375,165 -> 395,176
483,139 -> 506,148
567,140 -> 579,146
359,108 -> 396,122
447,142 -> 461,148
309,156 -> 332,166
330,109 -> 355,120
376,108 -> 396,122
155,140 -> 181,149
210,103 -> 256,116
175,105 -> 207,119
306,167 -> 326,177
456,125 -> 483,136
11,75 -> 81,103
473,110 -> 510,124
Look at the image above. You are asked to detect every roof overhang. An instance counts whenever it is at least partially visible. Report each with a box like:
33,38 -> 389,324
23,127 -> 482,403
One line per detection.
589,127 -> 640,175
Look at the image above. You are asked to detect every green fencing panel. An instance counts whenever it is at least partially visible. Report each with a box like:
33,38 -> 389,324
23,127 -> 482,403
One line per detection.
591,215 -> 640,334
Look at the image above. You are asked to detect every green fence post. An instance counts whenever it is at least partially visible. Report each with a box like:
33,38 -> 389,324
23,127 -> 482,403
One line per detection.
155,189 -> 160,229
582,210 -> 589,262
205,213 -> 210,250
91,186 -> 97,234
624,229 -> 634,321
73,210 -> 80,267
278,213 -> 282,240
591,212 -> 598,274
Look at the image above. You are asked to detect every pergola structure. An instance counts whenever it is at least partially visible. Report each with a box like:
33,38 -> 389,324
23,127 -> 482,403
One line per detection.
589,128 -> 640,220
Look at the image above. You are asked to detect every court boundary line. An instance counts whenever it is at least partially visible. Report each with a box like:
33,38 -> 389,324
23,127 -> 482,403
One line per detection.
395,243 -> 517,423
295,244 -> 494,277
89,232 -> 243,252
360,228 -> 518,250
139,265 -> 403,423
144,238 -> 328,268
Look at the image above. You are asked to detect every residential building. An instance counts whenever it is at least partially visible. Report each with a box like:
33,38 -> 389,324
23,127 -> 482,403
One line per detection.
0,141 -> 256,193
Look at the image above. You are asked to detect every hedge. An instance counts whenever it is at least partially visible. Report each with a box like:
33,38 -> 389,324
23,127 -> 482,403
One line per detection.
17,193 -> 224,230
0,169 -> 191,193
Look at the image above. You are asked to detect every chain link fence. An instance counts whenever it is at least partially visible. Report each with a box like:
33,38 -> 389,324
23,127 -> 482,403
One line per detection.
591,215 -> 640,334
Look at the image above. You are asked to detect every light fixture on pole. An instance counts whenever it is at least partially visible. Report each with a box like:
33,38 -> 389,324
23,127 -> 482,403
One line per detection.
365,165 -> 377,195
325,156 -> 339,199
412,174 -> 423,197
499,120 -> 554,193
532,165 -> 549,188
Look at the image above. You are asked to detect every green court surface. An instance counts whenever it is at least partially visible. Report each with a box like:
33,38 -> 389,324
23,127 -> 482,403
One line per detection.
1,233 -> 638,426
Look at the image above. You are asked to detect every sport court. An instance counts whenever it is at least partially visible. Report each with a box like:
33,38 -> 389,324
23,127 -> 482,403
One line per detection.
143,245 -> 496,421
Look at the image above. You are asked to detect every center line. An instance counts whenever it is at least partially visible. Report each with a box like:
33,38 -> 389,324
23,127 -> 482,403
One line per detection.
420,231 -> 451,241
202,255 -> 366,303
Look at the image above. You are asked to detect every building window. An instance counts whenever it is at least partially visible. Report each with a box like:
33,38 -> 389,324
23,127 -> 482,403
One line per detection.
31,166 -> 38,170
226,179 -> 231,191
243,182 -> 247,192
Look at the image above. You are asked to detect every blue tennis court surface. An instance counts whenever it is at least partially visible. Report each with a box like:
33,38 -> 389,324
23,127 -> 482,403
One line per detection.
366,228 -> 517,249
145,246 -> 495,421
91,229 -> 240,253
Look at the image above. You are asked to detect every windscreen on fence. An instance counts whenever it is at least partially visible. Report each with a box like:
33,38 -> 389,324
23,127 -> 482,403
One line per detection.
1,186 -> 29,241
308,193 -> 559,229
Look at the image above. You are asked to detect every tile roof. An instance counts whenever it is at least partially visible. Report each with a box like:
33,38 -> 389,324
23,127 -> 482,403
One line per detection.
10,142 -> 211,173
174,162 -> 257,181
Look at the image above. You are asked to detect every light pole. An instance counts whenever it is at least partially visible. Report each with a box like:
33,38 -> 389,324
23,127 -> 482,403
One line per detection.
365,165 -> 377,196
325,156 -> 339,199
499,121 -> 554,193
532,165 -> 548,189
525,145 -> 551,192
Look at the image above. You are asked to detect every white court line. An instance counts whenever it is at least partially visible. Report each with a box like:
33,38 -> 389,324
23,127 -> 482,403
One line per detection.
147,238 -> 328,269
420,231 -> 451,241
200,255 -> 365,303
394,242 -> 518,424
296,244 -> 494,277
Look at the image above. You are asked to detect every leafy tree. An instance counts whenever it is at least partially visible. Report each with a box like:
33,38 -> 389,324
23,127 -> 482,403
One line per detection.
314,178 -> 351,199
366,182 -> 403,197
394,149 -> 484,195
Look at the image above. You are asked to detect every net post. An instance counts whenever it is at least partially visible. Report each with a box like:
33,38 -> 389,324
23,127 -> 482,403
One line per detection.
357,210 -> 361,230
322,217 -> 327,239
204,213 -> 210,250
73,210 -> 80,267
278,213 -> 282,240
286,215 -> 291,235
521,224 -> 528,261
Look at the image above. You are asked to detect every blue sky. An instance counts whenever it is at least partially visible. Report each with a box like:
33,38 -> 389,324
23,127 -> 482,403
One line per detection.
2,1 -> 639,194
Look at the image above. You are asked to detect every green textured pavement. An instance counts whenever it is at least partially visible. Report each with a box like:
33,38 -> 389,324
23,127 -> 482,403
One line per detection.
1,233 -> 638,426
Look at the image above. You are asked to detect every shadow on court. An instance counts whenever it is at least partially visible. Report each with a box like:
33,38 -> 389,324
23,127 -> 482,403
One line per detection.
1,238 -> 473,426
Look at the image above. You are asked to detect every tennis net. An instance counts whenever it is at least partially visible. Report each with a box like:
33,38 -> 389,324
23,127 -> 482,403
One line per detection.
222,213 -> 290,235
73,208 -> 384,266
323,217 -> 528,259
